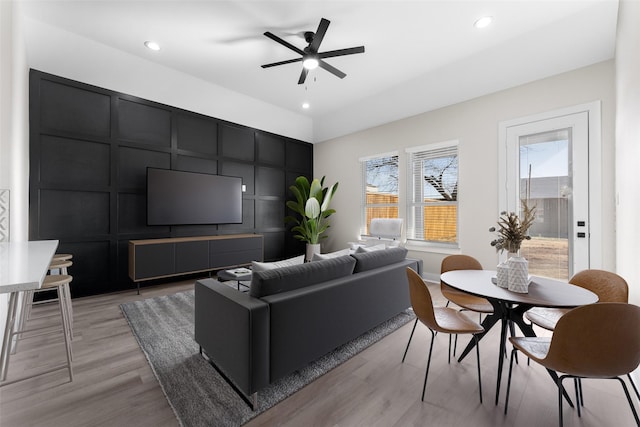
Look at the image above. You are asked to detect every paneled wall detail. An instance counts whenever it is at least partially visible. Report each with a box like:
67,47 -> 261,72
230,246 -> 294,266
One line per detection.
0,190 -> 9,242
29,70 -> 312,296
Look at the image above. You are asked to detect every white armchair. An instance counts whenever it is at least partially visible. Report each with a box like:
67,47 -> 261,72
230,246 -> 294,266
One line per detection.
353,218 -> 404,249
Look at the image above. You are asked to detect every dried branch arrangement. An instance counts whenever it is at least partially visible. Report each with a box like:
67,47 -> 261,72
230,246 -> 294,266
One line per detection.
489,199 -> 536,253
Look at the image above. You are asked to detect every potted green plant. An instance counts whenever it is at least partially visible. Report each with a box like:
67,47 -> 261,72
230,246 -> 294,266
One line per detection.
285,176 -> 339,261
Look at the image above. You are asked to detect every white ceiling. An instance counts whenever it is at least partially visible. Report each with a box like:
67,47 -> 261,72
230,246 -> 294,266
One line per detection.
19,0 -> 619,142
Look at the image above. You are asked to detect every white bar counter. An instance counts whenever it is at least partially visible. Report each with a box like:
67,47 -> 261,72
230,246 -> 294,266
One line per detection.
1,240 -> 59,381
0,240 -> 59,293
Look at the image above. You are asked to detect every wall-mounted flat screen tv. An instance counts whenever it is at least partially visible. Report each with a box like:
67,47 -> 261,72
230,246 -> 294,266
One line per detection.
147,168 -> 243,226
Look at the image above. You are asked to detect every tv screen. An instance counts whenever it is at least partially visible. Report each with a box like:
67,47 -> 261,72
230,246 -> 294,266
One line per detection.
147,168 -> 243,226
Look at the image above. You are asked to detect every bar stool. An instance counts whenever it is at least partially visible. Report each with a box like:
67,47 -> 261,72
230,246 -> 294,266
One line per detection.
52,253 -> 73,262
21,258 -> 74,340
1,274 -> 74,386
48,259 -> 74,338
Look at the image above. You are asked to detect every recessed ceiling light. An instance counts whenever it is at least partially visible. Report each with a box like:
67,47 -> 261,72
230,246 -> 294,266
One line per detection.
144,41 -> 161,51
474,16 -> 493,29
302,102 -> 310,109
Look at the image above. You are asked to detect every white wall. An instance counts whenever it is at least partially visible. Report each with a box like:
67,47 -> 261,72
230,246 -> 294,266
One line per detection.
21,16 -> 313,143
315,61 -> 616,280
0,0 -> 30,355
615,1 -> 640,306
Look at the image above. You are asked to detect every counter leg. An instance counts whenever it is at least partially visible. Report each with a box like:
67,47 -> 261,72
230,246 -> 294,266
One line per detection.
0,292 -> 19,381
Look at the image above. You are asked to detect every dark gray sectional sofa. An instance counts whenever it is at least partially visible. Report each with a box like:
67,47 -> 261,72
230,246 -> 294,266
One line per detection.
194,247 -> 421,407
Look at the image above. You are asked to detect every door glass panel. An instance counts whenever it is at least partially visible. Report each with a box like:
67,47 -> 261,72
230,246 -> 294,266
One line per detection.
518,129 -> 571,280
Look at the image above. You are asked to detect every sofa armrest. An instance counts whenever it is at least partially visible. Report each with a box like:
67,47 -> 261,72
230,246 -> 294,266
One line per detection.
194,279 -> 270,397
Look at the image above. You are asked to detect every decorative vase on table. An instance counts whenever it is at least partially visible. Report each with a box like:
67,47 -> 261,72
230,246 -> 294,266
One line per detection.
496,261 -> 509,288
489,200 -> 536,293
508,254 -> 529,293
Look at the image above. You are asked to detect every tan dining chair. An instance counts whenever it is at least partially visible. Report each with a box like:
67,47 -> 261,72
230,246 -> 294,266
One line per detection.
402,255 -> 491,363
441,255 -> 493,357
526,269 -> 628,331
404,267 -> 485,403
440,255 -> 493,315
524,269 -> 639,404
504,302 -> 640,426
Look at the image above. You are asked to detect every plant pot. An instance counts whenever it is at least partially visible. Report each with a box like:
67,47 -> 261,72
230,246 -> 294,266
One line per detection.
305,243 -> 321,262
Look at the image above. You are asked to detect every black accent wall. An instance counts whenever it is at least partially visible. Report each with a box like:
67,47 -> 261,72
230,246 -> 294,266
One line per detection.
29,70 -> 312,297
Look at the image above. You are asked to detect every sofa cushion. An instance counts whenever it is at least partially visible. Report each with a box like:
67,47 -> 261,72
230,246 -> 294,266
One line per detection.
351,247 -> 408,273
251,254 -> 305,272
311,248 -> 350,261
249,255 -> 356,298
355,244 -> 386,253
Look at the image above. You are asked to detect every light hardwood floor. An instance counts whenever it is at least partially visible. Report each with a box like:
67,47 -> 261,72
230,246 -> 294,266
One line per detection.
0,279 -> 637,426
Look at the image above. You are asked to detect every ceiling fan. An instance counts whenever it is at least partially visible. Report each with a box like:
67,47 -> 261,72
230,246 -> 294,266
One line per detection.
261,18 -> 365,85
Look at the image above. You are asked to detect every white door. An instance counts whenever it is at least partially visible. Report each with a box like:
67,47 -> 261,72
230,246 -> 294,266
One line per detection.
499,104 -> 600,280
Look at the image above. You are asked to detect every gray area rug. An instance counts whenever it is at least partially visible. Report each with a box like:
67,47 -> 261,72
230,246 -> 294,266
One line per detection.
120,290 -> 415,427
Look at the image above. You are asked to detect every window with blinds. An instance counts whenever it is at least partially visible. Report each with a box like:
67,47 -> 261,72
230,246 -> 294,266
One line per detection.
359,153 -> 399,235
406,141 -> 459,246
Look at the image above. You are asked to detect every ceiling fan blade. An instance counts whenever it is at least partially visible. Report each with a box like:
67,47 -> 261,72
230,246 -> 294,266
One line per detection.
309,18 -> 330,52
263,31 -> 305,56
298,68 -> 309,85
261,57 -> 303,68
318,60 -> 346,79
319,46 -> 365,59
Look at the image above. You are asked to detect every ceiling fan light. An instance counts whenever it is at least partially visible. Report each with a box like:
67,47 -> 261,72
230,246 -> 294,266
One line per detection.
303,57 -> 319,70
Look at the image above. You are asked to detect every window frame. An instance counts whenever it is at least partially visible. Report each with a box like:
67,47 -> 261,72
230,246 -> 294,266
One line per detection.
405,140 -> 460,248
359,152 -> 399,236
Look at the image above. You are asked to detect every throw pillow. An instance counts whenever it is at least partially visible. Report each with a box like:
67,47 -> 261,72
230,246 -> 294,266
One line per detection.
351,247 -> 409,273
311,248 -> 351,261
251,254 -> 305,272
250,255 -> 356,298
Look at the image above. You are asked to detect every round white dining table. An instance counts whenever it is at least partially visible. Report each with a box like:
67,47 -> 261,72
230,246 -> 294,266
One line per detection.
440,269 -> 598,405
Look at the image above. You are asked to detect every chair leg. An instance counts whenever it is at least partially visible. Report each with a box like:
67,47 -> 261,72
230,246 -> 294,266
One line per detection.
574,378 -> 582,417
558,375 -> 569,427
453,334 -> 458,357
421,330 -> 436,402
628,374 -> 640,402
504,348 -> 517,414
475,335 -> 482,404
56,285 -> 74,382
63,282 -> 73,340
402,318 -> 418,363
578,378 -> 584,407
616,376 -> 640,426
